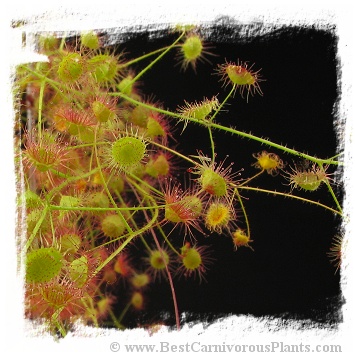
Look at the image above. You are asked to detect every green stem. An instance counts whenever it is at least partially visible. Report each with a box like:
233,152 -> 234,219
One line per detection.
113,92 -> 343,166
239,170 -> 265,186
20,65 -> 82,100
22,63 -> 344,169
156,223 -> 180,256
206,86 -> 236,163
117,302 -> 131,326
207,126 -> 215,164
208,123 -> 343,166
59,34 -> 66,51
37,79 -> 46,139
145,138 -> 199,167
46,167 -> 101,201
234,187 -> 251,238
66,142 -> 101,150
124,181 -> 156,252
49,209 -> 56,245
237,185 -> 342,216
319,163 -> 343,214
49,168 -> 74,179
210,84 -> 236,123
324,179 -> 342,214
92,203 -> 159,277
128,32 -> 185,86
81,295 -> 99,327
25,205 -> 49,251
108,308 -> 125,329
112,91 -> 192,123
126,170 -> 165,197
327,153 -> 343,161
49,204 -> 165,212
150,227 -> 180,330
51,307 -> 66,337
122,45 -> 179,67
127,185 -> 180,329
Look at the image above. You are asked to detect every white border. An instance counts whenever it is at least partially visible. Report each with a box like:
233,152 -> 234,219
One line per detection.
2,1 -> 354,355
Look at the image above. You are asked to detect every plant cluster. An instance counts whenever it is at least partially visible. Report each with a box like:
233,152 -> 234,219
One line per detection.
14,26 -> 344,337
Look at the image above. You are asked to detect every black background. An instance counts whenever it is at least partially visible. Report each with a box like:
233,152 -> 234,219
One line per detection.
109,20 -> 343,329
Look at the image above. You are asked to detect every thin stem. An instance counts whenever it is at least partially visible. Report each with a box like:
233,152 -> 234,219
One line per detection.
49,168 -> 74,179
51,307 -> 66,337
25,205 -> 49,251
207,126 -> 215,164
318,162 -> 343,212
117,302 -> 131,326
125,180 -> 156,252
239,170 -> 265,186
92,203 -> 159,277
113,91 -> 343,166
37,79 -> 46,139
20,64 -> 82,100
238,185 -> 343,216
21,64 -> 344,169
128,32 -> 185,86
126,170 -> 164,197
162,249 -> 180,330
49,204 -> 165,212
316,162 -> 343,214
156,223 -> 181,256
209,84 -> 236,123
145,138 -> 199,167
81,295 -> 98,327
134,192 -> 180,330
122,45 -> 180,67
327,153 -> 343,161
234,188 -> 251,238
66,142 -> 101,150
108,308 -> 125,330
49,209 -> 56,246
112,91 -> 196,124
209,123 -> 343,166
207,85 -> 236,164
59,34 -> 66,51
323,177 -> 343,214
46,167 -> 101,201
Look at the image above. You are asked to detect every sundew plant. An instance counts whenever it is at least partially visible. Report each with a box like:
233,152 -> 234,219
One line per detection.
14,23 -> 344,337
